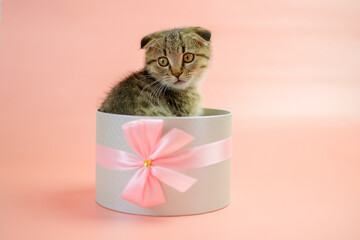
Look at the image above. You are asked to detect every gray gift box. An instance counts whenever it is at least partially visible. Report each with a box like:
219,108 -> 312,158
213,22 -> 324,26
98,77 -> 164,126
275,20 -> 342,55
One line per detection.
96,108 -> 232,216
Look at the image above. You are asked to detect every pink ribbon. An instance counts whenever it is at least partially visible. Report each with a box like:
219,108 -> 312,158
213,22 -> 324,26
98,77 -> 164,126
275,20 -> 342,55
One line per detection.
96,119 -> 232,208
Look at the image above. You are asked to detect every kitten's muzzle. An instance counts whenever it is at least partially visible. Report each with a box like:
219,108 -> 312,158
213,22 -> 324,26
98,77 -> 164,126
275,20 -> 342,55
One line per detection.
171,66 -> 184,78
172,71 -> 183,78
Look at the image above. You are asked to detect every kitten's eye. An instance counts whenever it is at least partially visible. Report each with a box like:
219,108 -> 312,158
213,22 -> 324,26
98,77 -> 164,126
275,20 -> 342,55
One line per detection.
158,57 -> 169,67
183,53 -> 194,63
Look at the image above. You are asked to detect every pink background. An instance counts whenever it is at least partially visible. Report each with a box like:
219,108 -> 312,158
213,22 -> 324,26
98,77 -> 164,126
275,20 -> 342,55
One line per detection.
1,0 -> 360,239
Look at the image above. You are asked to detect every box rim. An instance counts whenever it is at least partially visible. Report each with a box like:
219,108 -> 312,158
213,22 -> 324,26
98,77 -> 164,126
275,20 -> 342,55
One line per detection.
96,108 -> 232,119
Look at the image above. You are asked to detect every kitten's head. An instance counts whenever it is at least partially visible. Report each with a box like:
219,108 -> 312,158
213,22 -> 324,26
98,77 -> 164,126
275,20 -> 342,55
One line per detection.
141,27 -> 211,90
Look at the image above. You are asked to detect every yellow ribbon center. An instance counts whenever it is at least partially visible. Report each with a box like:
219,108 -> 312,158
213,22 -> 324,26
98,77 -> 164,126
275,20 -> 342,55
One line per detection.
143,159 -> 152,167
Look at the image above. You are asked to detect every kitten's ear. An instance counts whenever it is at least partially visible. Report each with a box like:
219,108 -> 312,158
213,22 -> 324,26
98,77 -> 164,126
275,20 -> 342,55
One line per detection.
186,27 -> 211,43
193,27 -> 211,41
140,31 -> 163,49
140,36 -> 152,49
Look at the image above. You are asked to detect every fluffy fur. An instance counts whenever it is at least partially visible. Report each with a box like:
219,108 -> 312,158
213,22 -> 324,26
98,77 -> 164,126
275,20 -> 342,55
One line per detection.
99,27 -> 211,116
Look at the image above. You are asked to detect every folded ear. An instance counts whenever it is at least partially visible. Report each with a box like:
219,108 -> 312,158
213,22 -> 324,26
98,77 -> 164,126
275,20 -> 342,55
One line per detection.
194,27 -> 211,41
140,31 -> 163,49
186,27 -> 211,43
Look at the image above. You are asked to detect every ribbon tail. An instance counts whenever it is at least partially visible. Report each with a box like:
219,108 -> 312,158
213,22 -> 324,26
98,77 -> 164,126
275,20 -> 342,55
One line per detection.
121,168 -> 166,207
151,166 -> 197,192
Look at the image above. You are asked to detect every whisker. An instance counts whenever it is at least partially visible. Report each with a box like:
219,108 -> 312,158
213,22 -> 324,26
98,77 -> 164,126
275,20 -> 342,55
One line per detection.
149,82 -> 163,106
156,84 -> 167,105
154,83 -> 165,105
141,80 -> 159,95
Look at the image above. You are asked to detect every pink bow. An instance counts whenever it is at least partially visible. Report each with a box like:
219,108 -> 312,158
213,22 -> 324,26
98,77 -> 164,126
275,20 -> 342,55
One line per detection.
96,119 -> 231,208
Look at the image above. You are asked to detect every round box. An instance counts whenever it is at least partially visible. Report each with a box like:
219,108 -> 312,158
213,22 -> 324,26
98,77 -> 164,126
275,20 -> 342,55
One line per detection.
96,108 -> 232,216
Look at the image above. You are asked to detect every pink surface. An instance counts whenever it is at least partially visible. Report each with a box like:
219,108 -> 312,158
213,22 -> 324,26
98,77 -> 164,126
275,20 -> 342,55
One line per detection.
0,0 -> 360,239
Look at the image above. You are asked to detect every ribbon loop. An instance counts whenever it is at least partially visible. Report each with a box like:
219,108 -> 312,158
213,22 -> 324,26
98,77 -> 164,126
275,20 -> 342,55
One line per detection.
151,166 -> 197,192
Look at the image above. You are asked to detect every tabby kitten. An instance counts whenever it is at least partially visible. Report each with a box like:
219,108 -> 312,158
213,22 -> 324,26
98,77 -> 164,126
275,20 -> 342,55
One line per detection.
99,27 -> 211,116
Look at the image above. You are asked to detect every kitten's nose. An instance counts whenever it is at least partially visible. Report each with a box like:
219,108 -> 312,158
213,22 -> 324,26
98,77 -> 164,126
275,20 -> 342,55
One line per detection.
172,71 -> 183,78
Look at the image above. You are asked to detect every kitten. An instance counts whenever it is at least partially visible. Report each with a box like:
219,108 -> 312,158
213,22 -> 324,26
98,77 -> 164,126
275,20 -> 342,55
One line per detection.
99,27 -> 211,116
